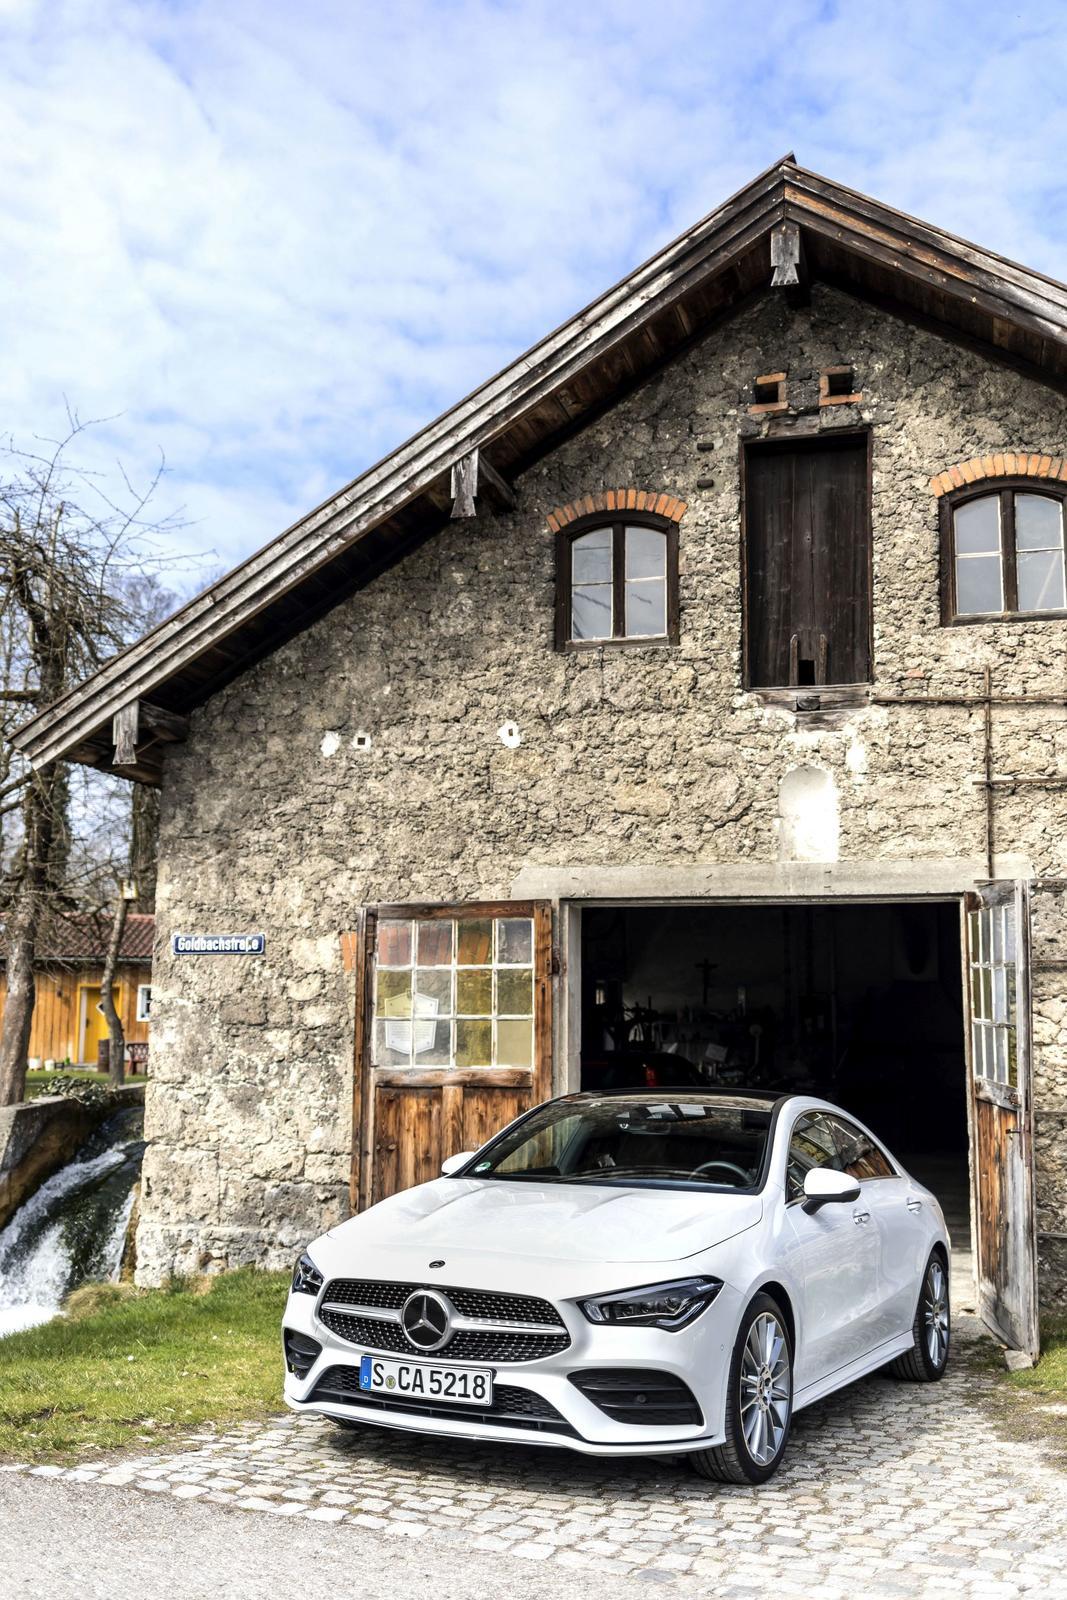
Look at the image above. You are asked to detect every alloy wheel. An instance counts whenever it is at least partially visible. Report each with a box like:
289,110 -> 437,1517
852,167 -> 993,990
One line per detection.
923,1259 -> 949,1368
739,1311 -> 791,1466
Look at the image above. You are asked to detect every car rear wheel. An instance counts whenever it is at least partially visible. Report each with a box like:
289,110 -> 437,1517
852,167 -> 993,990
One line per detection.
890,1252 -> 950,1381
691,1292 -> 793,1485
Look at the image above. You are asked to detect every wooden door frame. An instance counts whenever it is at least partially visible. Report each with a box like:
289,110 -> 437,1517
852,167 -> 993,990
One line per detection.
346,900 -> 553,1214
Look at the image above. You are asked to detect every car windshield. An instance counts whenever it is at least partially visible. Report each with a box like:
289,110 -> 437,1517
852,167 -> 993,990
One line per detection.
459,1095 -> 774,1191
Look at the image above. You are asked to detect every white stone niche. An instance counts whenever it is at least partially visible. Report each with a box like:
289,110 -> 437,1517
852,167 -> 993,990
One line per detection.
777,764 -> 840,863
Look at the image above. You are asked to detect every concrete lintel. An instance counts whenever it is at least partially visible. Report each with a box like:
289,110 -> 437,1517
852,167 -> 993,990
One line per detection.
511,856 -> 1035,903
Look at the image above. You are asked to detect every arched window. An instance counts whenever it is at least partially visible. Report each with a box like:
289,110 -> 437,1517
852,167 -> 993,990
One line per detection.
556,516 -> 679,648
943,483 -> 1067,621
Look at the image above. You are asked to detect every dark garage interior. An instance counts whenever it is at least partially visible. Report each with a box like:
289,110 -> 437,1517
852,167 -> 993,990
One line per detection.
579,901 -> 971,1249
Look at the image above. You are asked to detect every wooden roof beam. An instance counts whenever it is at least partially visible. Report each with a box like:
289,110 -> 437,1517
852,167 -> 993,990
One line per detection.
449,448 -> 516,519
112,699 -> 189,768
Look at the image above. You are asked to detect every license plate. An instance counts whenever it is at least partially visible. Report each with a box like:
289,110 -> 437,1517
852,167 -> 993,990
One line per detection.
358,1354 -> 493,1406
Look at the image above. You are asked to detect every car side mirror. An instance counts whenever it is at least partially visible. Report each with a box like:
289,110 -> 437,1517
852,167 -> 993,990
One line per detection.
440,1151 -> 475,1176
802,1167 -> 861,1212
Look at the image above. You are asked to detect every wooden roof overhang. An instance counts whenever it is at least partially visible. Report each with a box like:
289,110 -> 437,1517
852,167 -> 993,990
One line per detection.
14,156 -> 1067,785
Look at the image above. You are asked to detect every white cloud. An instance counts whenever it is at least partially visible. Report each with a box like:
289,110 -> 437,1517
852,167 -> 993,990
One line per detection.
1,0 -> 1066,577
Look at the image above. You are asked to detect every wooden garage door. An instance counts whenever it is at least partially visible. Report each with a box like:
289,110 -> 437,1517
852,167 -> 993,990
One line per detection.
350,902 -> 553,1209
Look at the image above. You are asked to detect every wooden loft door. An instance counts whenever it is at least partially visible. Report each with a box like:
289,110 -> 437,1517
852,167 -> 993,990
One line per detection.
744,431 -> 871,688
349,903 -> 553,1210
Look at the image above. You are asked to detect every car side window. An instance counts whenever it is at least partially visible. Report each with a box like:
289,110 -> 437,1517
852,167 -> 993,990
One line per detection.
785,1114 -> 842,1202
826,1116 -> 895,1181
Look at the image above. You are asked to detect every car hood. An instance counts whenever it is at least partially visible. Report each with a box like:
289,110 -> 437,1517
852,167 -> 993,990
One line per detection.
324,1178 -> 762,1268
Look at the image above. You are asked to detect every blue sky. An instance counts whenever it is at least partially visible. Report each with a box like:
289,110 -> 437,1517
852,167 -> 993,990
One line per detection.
3,0 -> 1067,578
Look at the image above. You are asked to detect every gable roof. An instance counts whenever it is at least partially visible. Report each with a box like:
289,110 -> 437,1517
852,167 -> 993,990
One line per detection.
14,155 -> 1067,782
0,912 -> 155,965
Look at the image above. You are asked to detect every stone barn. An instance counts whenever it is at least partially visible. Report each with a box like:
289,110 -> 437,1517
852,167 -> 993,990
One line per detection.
16,157 -> 1067,1359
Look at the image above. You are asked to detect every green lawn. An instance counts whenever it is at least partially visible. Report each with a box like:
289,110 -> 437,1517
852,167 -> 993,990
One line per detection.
0,1271 -> 290,1463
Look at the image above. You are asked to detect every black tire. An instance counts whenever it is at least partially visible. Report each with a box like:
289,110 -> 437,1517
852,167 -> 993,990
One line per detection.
890,1250 -> 950,1381
690,1291 -> 793,1486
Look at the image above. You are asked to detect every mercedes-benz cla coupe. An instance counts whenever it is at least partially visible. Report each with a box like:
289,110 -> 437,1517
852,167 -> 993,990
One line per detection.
283,1091 -> 951,1484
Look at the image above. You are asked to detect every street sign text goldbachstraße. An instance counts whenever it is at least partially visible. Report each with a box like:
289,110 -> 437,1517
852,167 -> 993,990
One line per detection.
172,933 -> 266,955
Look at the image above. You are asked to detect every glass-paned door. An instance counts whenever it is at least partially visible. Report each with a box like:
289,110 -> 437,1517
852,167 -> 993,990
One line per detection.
353,903 -> 552,1208
964,883 -> 1038,1359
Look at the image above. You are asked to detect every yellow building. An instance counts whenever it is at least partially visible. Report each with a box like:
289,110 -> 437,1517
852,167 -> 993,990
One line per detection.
0,912 -> 153,1068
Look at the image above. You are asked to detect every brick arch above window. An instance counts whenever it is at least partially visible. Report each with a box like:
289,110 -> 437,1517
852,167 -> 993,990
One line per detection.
930,453 -> 1067,497
546,489 -> 687,533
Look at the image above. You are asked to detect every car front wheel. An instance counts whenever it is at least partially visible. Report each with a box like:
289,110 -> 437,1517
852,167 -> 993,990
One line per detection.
691,1291 -> 793,1485
890,1251 -> 950,1381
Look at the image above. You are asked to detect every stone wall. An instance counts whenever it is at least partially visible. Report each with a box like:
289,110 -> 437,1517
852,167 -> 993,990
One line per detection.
140,283 -> 1067,1303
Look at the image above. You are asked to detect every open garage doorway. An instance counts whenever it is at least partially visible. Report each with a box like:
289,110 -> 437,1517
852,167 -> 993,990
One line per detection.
578,901 -> 971,1272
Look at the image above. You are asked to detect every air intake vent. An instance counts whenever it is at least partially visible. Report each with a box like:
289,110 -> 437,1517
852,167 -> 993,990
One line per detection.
569,1369 -> 702,1426
307,1366 -> 576,1435
283,1329 -> 322,1380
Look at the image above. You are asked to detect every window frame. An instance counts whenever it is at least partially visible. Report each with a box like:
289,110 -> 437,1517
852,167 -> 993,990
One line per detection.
135,984 -> 152,1023
784,1110 -> 898,1204
940,479 -> 1067,625
555,512 -> 680,651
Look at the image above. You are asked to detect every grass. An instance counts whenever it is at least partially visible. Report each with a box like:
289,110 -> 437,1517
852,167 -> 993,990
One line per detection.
0,1269 -> 290,1464
24,1068 -> 105,1098
1009,1317 -> 1067,1397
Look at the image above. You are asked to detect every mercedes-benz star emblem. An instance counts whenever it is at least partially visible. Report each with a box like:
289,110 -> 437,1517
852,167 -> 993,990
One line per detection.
400,1288 -> 453,1352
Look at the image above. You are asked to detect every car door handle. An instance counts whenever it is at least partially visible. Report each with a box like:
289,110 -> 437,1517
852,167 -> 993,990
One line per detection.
905,1198 -> 923,1214
852,1209 -> 871,1225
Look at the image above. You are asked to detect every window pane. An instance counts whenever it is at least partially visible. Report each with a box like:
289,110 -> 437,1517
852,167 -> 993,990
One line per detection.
456,968 -> 492,1016
954,495 -> 1001,554
624,579 -> 667,637
1015,493 -> 1062,550
417,920 -> 453,967
376,969 -> 411,1018
413,968 -> 452,1012
572,528 -> 612,584
456,1019 -> 492,1068
496,967 -> 533,1016
416,1020 -> 452,1067
572,584 -> 612,639
496,1017 -> 533,1068
457,918 -> 492,965
377,920 -> 411,967
956,554 -> 1003,614
497,918 -> 533,965
1018,549 -> 1066,611
375,1018 -> 411,1066
624,526 -> 666,580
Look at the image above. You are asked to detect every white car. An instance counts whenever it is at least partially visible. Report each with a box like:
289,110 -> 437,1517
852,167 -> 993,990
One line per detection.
283,1090 -> 950,1484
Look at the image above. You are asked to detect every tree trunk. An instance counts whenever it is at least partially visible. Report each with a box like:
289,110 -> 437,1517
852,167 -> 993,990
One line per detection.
0,765 -> 60,1104
100,894 -> 129,1087
130,783 -> 160,913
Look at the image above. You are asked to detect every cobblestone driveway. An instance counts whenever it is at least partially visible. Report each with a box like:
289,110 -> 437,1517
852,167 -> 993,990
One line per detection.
14,1318 -> 1067,1598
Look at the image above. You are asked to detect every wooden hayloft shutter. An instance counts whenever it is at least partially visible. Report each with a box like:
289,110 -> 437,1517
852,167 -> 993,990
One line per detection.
745,433 -> 871,689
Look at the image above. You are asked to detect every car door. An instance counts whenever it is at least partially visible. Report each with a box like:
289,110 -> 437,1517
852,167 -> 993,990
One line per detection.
782,1112 -> 881,1387
827,1115 -> 918,1346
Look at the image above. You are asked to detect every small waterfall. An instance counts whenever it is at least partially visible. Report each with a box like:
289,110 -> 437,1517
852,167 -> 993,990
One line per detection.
0,1105 -> 145,1337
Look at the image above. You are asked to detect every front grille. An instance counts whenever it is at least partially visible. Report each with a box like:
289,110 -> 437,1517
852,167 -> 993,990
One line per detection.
308,1365 -> 576,1435
283,1329 -> 322,1380
318,1279 -> 570,1364
569,1369 -> 703,1427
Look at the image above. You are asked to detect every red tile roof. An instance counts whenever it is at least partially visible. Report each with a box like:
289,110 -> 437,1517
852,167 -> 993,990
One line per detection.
0,912 -> 155,964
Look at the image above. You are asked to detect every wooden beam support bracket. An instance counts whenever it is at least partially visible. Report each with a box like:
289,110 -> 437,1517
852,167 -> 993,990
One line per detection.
449,448 -> 515,518
112,699 -> 188,770
450,450 -> 479,518
771,220 -> 808,305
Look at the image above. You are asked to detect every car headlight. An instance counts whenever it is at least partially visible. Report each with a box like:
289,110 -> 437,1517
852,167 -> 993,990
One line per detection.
577,1276 -> 723,1331
291,1251 -> 324,1297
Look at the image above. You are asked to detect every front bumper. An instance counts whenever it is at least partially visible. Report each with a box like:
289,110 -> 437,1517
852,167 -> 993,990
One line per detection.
282,1279 -> 740,1456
